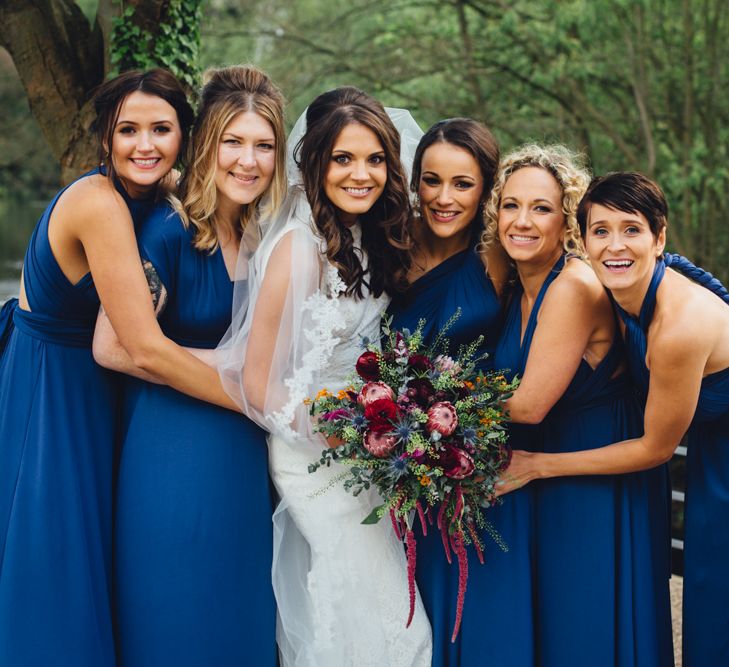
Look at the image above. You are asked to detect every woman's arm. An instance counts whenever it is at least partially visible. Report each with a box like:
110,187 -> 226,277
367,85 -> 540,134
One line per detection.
506,270 -> 606,424
496,328 -> 705,495
68,181 -> 239,410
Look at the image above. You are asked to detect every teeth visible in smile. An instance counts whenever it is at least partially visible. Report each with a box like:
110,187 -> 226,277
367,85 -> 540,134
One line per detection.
604,259 -> 634,267
345,187 -> 371,195
232,173 -> 257,182
132,158 -> 160,166
510,234 -> 537,242
433,210 -> 458,218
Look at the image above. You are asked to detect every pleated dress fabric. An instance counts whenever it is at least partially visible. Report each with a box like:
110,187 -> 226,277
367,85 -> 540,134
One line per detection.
616,257 -> 729,666
532,256 -> 673,666
0,170 -> 140,667
388,246 -> 534,666
113,203 -> 277,666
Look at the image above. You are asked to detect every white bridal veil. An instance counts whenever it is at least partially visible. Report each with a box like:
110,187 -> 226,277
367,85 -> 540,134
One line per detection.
216,107 -> 426,666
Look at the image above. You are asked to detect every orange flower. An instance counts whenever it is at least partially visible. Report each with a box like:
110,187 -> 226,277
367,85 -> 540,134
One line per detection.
419,475 -> 431,487
315,388 -> 331,401
464,381 -> 475,390
337,389 -> 349,400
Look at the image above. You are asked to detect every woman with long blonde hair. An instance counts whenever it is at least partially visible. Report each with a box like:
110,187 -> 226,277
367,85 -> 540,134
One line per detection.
94,65 -> 287,666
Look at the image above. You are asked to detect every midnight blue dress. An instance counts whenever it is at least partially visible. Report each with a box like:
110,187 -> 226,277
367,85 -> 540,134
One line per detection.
113,204 -> 277,666
533,256 -> 673,666
0,170 -> 139,666
389,246 -> 534,666
616,256 -> 729,666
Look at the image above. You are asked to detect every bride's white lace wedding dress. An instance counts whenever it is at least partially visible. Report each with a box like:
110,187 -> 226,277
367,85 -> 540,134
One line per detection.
219,191 -> 432,666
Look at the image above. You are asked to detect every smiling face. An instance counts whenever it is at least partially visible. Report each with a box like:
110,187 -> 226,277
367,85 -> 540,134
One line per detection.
324,122 -> 387,225
214,110 -> 277,220
497,166 -> 565,266
110,91 -> 183,198
418,142 -> 483,247
584,202 -> 666,294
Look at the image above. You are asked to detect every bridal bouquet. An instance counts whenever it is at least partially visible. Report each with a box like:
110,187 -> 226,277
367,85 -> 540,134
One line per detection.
308,313 -> 518,641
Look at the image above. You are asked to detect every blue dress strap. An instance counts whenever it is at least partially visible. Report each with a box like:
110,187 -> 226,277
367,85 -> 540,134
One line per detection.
520,253 -> 566,354
0,298 -> 18,356
665,252 -> 729,303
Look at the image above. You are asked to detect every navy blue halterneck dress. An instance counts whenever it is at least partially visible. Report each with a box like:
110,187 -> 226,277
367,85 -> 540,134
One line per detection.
113,205 -> 276,666
531,256 -> 673,666
616,256 -> 729,666
0,170 -> 141,667
389,246 -> 531,666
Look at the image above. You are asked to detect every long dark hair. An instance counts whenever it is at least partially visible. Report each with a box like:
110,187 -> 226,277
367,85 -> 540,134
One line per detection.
295,86 -> 413,298
412,117 -> 499,241
91,68 -> 194,183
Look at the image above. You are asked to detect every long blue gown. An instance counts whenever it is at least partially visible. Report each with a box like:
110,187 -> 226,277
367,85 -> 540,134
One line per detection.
389,246 -> 538,666
616,256 -> 729,666
0,170 -> 138,667
113,204 -> 277,666
531,256 -> 673,666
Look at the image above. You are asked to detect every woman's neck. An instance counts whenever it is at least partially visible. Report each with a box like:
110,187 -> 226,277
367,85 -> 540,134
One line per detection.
516,247 -> 563,302
415,224 -> 471,272
609,259 -> 660,318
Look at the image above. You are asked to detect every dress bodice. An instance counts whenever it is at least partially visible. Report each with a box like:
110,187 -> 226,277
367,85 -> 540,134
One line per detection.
137,202 -> 234,348
615,257 -> 729,424
388,245 -> 501,370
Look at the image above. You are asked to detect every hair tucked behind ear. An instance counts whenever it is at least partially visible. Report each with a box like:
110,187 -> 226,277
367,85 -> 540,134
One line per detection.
296,86 -> 413,298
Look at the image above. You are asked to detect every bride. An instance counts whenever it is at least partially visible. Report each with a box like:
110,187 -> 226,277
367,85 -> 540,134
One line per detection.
217,87 -> 432,665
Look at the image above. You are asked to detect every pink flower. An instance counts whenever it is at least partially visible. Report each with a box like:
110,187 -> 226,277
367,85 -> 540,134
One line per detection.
364,430 -> 398,457
358,381 -> 395,407
439,443 -> 475,479
434,355 -> 457,372
427,401 -> 458,436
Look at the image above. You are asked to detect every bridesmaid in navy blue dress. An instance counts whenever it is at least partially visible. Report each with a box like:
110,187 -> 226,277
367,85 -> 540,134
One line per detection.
94,67 -> 286,666
502,171 -> 729,666
489,148 -> 673,666
0,70 -> 241,666
389,119 -> 529,666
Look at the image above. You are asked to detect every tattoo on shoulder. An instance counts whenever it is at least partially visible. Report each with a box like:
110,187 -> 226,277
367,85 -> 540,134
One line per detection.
142,259 -> 168,316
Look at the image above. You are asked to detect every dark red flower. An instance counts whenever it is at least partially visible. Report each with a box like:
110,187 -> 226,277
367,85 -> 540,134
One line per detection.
408,354 -> 433,372
355,351 -> 381,381
439,443 -> 475,479
406,377 -> 435,408
364,398 -> 400,433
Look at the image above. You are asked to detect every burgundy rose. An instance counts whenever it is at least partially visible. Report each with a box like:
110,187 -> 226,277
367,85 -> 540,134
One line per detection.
358,381 -> 395,407
426,401 -> 458,436
364,398 -> 400,433
355,351 -> 381,381
405,377 -> 435,408
363,430 -> 398,458
408,354 -> 433,372
439,443 -> 475,479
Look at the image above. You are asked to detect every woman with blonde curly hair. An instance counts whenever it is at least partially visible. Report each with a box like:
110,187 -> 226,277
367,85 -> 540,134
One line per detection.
489,145 -> 673,666
94,65 -> 286,665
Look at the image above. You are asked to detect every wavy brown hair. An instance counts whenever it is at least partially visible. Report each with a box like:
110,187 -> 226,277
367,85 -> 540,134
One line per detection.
92,68 -> 194,185
174,65 -> 287,252
295,87 -> 413,298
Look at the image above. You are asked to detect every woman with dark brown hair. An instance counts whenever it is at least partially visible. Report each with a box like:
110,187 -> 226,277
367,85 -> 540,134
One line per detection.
217,86 -> 432,666
386,117 -> 509,665
0,69 -> 239,667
